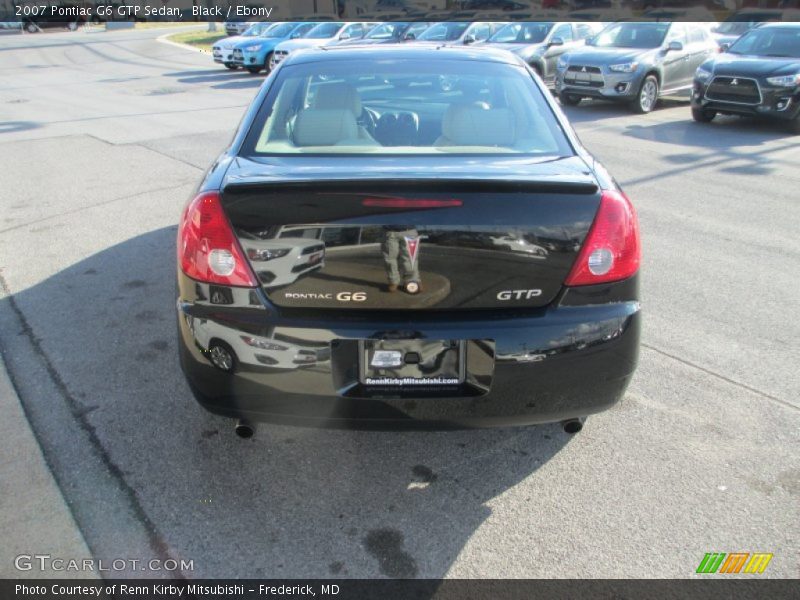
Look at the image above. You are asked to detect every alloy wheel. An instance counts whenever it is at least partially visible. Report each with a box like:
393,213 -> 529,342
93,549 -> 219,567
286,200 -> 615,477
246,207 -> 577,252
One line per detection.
640,79 -> 657,113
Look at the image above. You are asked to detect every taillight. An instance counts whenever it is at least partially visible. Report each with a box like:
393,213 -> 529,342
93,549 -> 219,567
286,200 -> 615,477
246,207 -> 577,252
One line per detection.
564,189 -> 640,286
177,191 -> 257,287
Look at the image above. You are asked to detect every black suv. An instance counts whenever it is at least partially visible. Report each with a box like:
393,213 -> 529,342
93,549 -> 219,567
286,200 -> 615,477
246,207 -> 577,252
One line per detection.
691,23 -> 800,133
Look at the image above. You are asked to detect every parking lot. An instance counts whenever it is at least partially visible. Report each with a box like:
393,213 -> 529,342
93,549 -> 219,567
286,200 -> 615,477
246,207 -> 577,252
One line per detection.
0,26 -> 798,578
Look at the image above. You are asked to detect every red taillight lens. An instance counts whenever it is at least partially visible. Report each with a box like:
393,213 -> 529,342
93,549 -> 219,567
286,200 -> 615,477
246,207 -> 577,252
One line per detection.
177,191 -> 257,287
564,189 -> 640,287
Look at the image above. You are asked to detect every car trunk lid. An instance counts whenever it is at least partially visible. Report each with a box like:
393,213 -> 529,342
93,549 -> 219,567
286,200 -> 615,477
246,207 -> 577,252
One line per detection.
220,157 -> 601,312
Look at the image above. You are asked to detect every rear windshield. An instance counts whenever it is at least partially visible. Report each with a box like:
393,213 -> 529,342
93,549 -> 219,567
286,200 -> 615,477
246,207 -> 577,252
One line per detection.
242,59 -> 573,156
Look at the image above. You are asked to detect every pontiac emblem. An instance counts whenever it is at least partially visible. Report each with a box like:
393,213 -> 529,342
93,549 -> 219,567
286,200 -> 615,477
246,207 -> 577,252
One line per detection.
404,236 -> 420,266
581,66 -> 587,72
731,78 -> 739,85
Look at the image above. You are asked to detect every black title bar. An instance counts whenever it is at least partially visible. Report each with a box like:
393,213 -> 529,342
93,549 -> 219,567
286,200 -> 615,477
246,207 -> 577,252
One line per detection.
9,0 -> 796,23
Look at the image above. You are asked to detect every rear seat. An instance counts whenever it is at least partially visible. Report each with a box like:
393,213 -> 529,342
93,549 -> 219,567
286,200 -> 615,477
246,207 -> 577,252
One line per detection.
435,104 -> 517,148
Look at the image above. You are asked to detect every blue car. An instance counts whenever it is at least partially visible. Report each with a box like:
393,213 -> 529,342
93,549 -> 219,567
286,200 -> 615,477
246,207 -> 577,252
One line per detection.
231,22 -> 319,74
212,22 -> 276,70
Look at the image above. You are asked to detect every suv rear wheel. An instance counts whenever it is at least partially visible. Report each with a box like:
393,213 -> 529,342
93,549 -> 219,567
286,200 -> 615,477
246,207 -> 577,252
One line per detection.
631,75 -> 659,114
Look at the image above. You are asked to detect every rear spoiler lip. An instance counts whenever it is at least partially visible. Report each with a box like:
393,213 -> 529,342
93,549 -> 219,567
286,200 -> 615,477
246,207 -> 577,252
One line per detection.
222,178 -> 600,196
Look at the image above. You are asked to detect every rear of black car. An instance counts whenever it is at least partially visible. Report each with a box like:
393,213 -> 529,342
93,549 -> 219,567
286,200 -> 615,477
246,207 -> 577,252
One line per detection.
175,47 -> 641,429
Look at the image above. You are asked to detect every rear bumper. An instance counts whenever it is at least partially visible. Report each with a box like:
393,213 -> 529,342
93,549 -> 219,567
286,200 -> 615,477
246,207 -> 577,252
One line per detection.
177,278 -> 641,429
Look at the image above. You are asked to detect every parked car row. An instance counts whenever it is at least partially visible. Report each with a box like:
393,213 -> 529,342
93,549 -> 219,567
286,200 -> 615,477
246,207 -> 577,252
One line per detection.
555,20 -> 800,132
211,18 -> 799,132
212,19 -> 603,75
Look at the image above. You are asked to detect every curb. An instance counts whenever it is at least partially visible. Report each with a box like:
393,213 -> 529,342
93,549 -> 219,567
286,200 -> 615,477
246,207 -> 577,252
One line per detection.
157,29 -> 215,54
0,354 -> 97,579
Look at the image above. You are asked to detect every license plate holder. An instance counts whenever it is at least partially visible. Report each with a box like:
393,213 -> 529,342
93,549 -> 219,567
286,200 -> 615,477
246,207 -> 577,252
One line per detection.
359,340 -> 465,387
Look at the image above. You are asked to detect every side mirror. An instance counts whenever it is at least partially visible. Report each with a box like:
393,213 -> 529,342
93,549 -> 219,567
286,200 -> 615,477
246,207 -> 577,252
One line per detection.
549,37 -> 565,47
720,42 -> 730,52
463,34 -> 476,45
667,40 -> 683,52
339,32 -> 352,40
404,32 -> 416,40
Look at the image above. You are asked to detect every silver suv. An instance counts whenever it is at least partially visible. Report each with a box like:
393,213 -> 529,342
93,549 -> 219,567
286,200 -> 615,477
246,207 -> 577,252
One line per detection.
555,22 -> 719,113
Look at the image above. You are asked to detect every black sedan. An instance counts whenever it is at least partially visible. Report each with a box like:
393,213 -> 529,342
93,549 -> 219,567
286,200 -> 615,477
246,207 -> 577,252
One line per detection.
692,23 -> 800,133
176,46 -> 641,436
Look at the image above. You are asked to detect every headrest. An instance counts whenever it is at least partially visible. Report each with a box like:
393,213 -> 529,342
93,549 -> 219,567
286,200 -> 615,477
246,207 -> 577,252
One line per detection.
293,109 -> 359,147
441,105 -> 516,147
313,82 -> 362,116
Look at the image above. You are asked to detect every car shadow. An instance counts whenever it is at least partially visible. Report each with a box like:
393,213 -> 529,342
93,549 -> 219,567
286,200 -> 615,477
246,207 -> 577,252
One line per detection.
564,99 -> 796,182
167,71 -> 257,86
5,226 -> 574,579
162,69 -> 235,78
621,114 -> 795,181
211,78 -> 264,90
561,96 -> 688,123
0,121 -> 40,135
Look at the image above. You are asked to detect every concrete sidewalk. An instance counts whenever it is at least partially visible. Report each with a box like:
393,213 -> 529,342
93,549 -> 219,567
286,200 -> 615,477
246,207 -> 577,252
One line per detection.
0,356 -> 96,579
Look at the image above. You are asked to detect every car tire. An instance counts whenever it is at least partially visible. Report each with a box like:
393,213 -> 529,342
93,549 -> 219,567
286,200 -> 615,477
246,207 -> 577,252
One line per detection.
631,75 -> 659,114
788,116 -> 800,135
692,107 -> 717,123
263,52 -> 273,74
246,66 -> 262,74
224,63 -> 238,70
559,91 -> 582,106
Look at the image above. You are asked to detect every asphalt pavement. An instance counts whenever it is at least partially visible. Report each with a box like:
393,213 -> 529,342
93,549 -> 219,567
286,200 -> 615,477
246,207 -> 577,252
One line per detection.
0,27 -> 797,579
